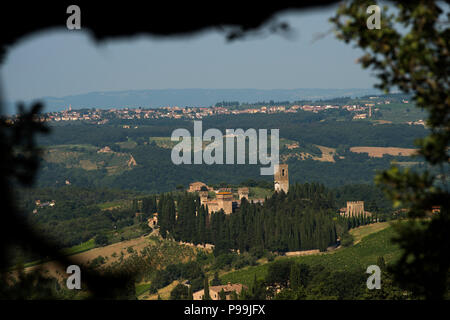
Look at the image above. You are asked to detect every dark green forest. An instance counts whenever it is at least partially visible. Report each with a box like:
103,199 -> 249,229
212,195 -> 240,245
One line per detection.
37,112 -> 426,148
32,112 -> 427,193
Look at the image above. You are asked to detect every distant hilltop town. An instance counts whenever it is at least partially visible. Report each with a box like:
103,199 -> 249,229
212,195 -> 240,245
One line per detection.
3,97 -> 424,127
23,104 -> 378,123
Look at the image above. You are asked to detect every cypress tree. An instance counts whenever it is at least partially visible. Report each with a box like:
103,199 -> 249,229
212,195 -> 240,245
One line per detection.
132,199 -> 139,212
188,285 -> 193,300
211,272 -> 221,286
290,263 -> 302,290
203,277 -> 211,300
377,256 -> 386,271
218,288 -> 227,300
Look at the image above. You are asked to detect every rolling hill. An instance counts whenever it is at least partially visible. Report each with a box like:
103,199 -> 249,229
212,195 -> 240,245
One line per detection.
220,223 -> 402,287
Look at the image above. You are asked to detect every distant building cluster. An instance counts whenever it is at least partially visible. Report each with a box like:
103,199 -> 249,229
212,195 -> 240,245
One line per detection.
33,199 -> 56,214
35,199 -> 56,208
406,119 -> 426,126
7,97 -> 418,125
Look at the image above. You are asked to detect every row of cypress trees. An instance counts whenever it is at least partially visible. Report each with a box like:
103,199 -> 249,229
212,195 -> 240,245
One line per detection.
154,183 -> 371,253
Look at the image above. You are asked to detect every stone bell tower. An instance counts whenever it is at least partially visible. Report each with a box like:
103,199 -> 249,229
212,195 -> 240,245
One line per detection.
274,164 -> 289,193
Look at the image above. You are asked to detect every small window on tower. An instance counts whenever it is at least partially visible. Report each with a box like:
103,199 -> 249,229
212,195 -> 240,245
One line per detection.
282,169 -> 285,176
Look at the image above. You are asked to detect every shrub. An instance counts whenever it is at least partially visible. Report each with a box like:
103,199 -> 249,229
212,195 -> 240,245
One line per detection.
169,283 -> 189,300
94,234 -> 109,246
340,232 -> 354,247
213,253 -> 235,270
89,255 -> 106,268
266,252 -> 276,262
249,246 -> 265,259
266,260 -> 294,286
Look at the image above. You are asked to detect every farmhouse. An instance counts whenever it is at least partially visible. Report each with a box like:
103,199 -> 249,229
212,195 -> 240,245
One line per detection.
97,146 -> 113,153
193,283 -> 246,300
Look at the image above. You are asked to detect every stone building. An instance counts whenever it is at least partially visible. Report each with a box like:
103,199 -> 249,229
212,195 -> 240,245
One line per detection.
274,164 -> 289,193
199,190 -> 234,215
216,191 -> 233,214
97,146 -> 113,153
199,190 -> 209,206
339,201 -> 370,217
148,213 -> 158,227
193,283 -> 246,300
191,183 -> 253,215
346,201 -> 364,216
238,187 -> 249,200
431,206 -> 441,214
188,181 -> 211,193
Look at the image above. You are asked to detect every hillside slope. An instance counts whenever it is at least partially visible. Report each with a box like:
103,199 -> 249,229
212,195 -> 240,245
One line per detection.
220,222 -> 400,286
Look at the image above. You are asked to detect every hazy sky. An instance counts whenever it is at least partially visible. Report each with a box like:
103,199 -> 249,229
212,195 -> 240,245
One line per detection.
0,6 -> 377,104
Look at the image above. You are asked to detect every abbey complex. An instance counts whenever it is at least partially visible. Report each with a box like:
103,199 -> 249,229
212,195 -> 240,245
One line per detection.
184,164 -> 369,217
186,164 -> 289,215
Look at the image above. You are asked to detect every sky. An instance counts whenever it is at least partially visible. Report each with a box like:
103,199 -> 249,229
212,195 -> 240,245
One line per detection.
0,5 -> 378,106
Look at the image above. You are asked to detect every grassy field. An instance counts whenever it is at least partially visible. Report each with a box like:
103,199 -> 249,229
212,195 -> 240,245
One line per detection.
15,239 -> 97,270
13,223 -> 146,271
135,282 -> 152,297
116,139 -> 137,149
48,144 -> 98,151
220,222 -> 402,287
375,103 -> 428,123
43,144 -> 134,175
350,221 -> 390,244
97,199 -> 130,210
60,239 -> 96,256
142,280 -> 181,300
149,137 -> 177,149
107,224 -> 148,243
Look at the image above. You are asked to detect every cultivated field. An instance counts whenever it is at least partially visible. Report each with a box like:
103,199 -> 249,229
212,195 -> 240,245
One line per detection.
140,280 -> 180,300
350,146 -> 417,158
374,102 -> 427,123
8,235 -> 154,282
43,144 -> 135,174
313,145 -> 336,162
280,143 -> 335,163
350,221 -> 390,244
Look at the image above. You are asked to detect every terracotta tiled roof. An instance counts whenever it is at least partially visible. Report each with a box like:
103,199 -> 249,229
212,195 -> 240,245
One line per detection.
209,283 -> 246,294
